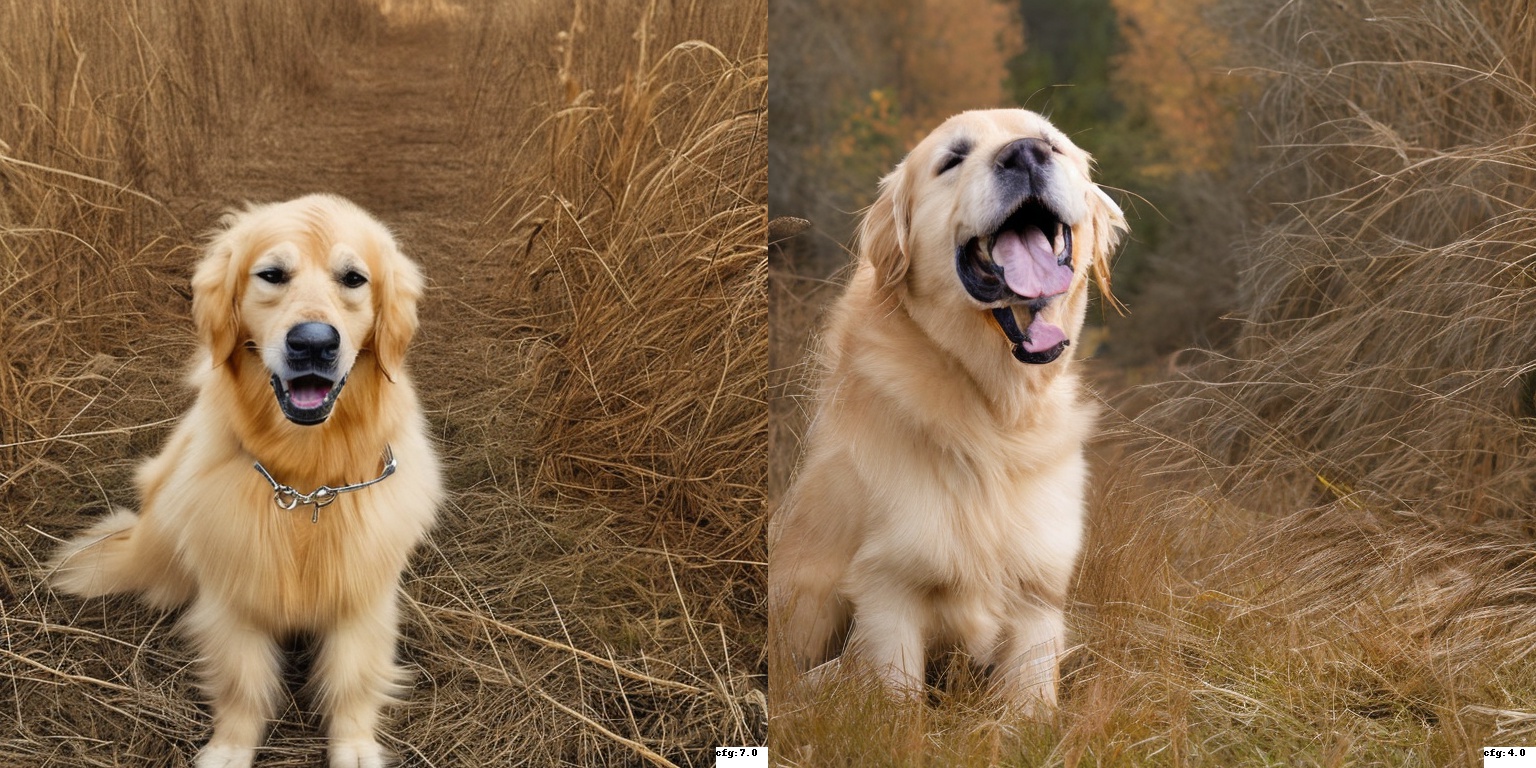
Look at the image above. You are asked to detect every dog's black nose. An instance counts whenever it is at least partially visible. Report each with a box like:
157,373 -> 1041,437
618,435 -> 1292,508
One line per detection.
995,138 -> 1053,175
285,322 -> 340,367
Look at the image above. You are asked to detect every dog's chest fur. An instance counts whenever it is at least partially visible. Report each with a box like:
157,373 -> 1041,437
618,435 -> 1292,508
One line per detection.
828,337 -> 1094,614
140,402 -> 436,629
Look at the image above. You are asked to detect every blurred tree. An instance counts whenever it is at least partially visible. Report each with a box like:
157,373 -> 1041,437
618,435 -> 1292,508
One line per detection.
1006,0 -> 1244,351
1106,0 -> 1246,355
1009,0 -> 1128,133
1008,0 -> 1160,303
1112,0 -> 1235,173
770,0 -> 1021,275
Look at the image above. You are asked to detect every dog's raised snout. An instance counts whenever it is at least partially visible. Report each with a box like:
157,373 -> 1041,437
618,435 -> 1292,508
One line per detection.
995,137 -> 1053,175
285,322 -> 340,367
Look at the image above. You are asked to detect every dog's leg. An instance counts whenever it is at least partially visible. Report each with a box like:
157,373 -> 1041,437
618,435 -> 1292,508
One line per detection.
183,599 -> 282,768
770,556 -> 851,672
770,548 -> 852,696
843,581 -> 928,698
989,602 -> 1065,717
769,457 -> 863,670
315,592 -> 405,768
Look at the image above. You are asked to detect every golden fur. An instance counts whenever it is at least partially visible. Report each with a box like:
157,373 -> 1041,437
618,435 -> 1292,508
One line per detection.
49,194 -> 442,768
770,110 -> 1126,711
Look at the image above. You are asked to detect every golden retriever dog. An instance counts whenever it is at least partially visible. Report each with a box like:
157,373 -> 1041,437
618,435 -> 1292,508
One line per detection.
49,194 -> 442,768
770,109 -> 1126,712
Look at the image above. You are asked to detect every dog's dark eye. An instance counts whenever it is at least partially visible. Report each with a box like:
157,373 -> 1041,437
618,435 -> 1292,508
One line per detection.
256,268 -> 288,285
938,140 -> 972,175
340,270 -> 369,288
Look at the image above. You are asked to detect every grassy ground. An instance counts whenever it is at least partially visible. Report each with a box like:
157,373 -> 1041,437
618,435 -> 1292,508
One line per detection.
1,1 -> 765,765
769,0 -> 1536,764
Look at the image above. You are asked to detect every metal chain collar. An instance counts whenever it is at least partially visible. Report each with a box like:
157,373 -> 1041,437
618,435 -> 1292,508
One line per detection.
252,446 -> 397,523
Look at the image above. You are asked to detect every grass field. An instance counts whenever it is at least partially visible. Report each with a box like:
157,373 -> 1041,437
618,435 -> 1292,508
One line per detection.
769,0 -> 1536,764
0,0 -> 765,765
11,0 -> 1536,764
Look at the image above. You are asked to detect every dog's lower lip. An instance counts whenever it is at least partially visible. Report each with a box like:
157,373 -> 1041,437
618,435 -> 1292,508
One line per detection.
992,306 -> 1068,364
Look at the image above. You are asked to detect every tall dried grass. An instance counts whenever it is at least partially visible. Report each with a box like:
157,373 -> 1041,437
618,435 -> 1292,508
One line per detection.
1096,0 -> 1536,754
422,0 -> 768,761
475,0 -> 766,556
772,0 -> 1536,763
1146,0 -> 1536,521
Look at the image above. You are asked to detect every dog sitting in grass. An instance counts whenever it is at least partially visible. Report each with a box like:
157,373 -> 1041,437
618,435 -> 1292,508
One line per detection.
50,195 -> 442,768
770,109 -> 1126,712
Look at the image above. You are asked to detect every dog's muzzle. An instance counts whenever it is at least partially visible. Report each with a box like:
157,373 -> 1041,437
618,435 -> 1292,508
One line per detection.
270,322 -> 348,425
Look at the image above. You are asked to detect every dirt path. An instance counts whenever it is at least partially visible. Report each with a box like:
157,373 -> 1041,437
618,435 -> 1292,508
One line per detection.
215,21 -> 479,337
193,20 -> 511,483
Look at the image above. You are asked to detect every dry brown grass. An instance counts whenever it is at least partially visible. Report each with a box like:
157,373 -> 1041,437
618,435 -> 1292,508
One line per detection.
420,0 -> 768,761
1152,0 -> 1536,522
770,0 -> 1536,764
2,0 -> 764,765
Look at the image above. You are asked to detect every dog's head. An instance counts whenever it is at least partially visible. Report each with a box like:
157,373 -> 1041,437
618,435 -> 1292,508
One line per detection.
191,194 -> 423,426
860,109 -> 1126,366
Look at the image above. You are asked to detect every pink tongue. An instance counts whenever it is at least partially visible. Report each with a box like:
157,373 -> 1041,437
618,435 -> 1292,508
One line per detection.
289,381 -> 330,409
1023,314 -> 1067,354
993,226 -> 1072,299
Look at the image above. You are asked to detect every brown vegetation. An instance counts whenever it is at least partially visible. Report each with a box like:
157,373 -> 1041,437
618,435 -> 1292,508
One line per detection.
1,0 -> 764,765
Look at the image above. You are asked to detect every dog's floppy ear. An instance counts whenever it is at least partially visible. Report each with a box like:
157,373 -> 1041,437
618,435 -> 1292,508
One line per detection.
191,222 -> 242,367
372,243 -> 424,383
1089,185 -> 1129,313
858,162 -> 913,300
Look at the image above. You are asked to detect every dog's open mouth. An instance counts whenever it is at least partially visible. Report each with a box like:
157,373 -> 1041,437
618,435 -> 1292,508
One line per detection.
956,199 -> 1075,365
269,372 -> 347,425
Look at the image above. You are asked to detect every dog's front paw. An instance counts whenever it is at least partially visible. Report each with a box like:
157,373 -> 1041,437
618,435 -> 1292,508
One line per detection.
330,738 -> 391,768
194,743 -> 256,768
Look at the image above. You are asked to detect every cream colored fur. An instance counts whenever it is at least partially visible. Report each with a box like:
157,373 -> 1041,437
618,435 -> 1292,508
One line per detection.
770,110 -> 1126,712
49,194 -> 442,768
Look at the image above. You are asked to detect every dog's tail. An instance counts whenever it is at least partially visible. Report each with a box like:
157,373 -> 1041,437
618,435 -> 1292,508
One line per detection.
48,508 -> 193,610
